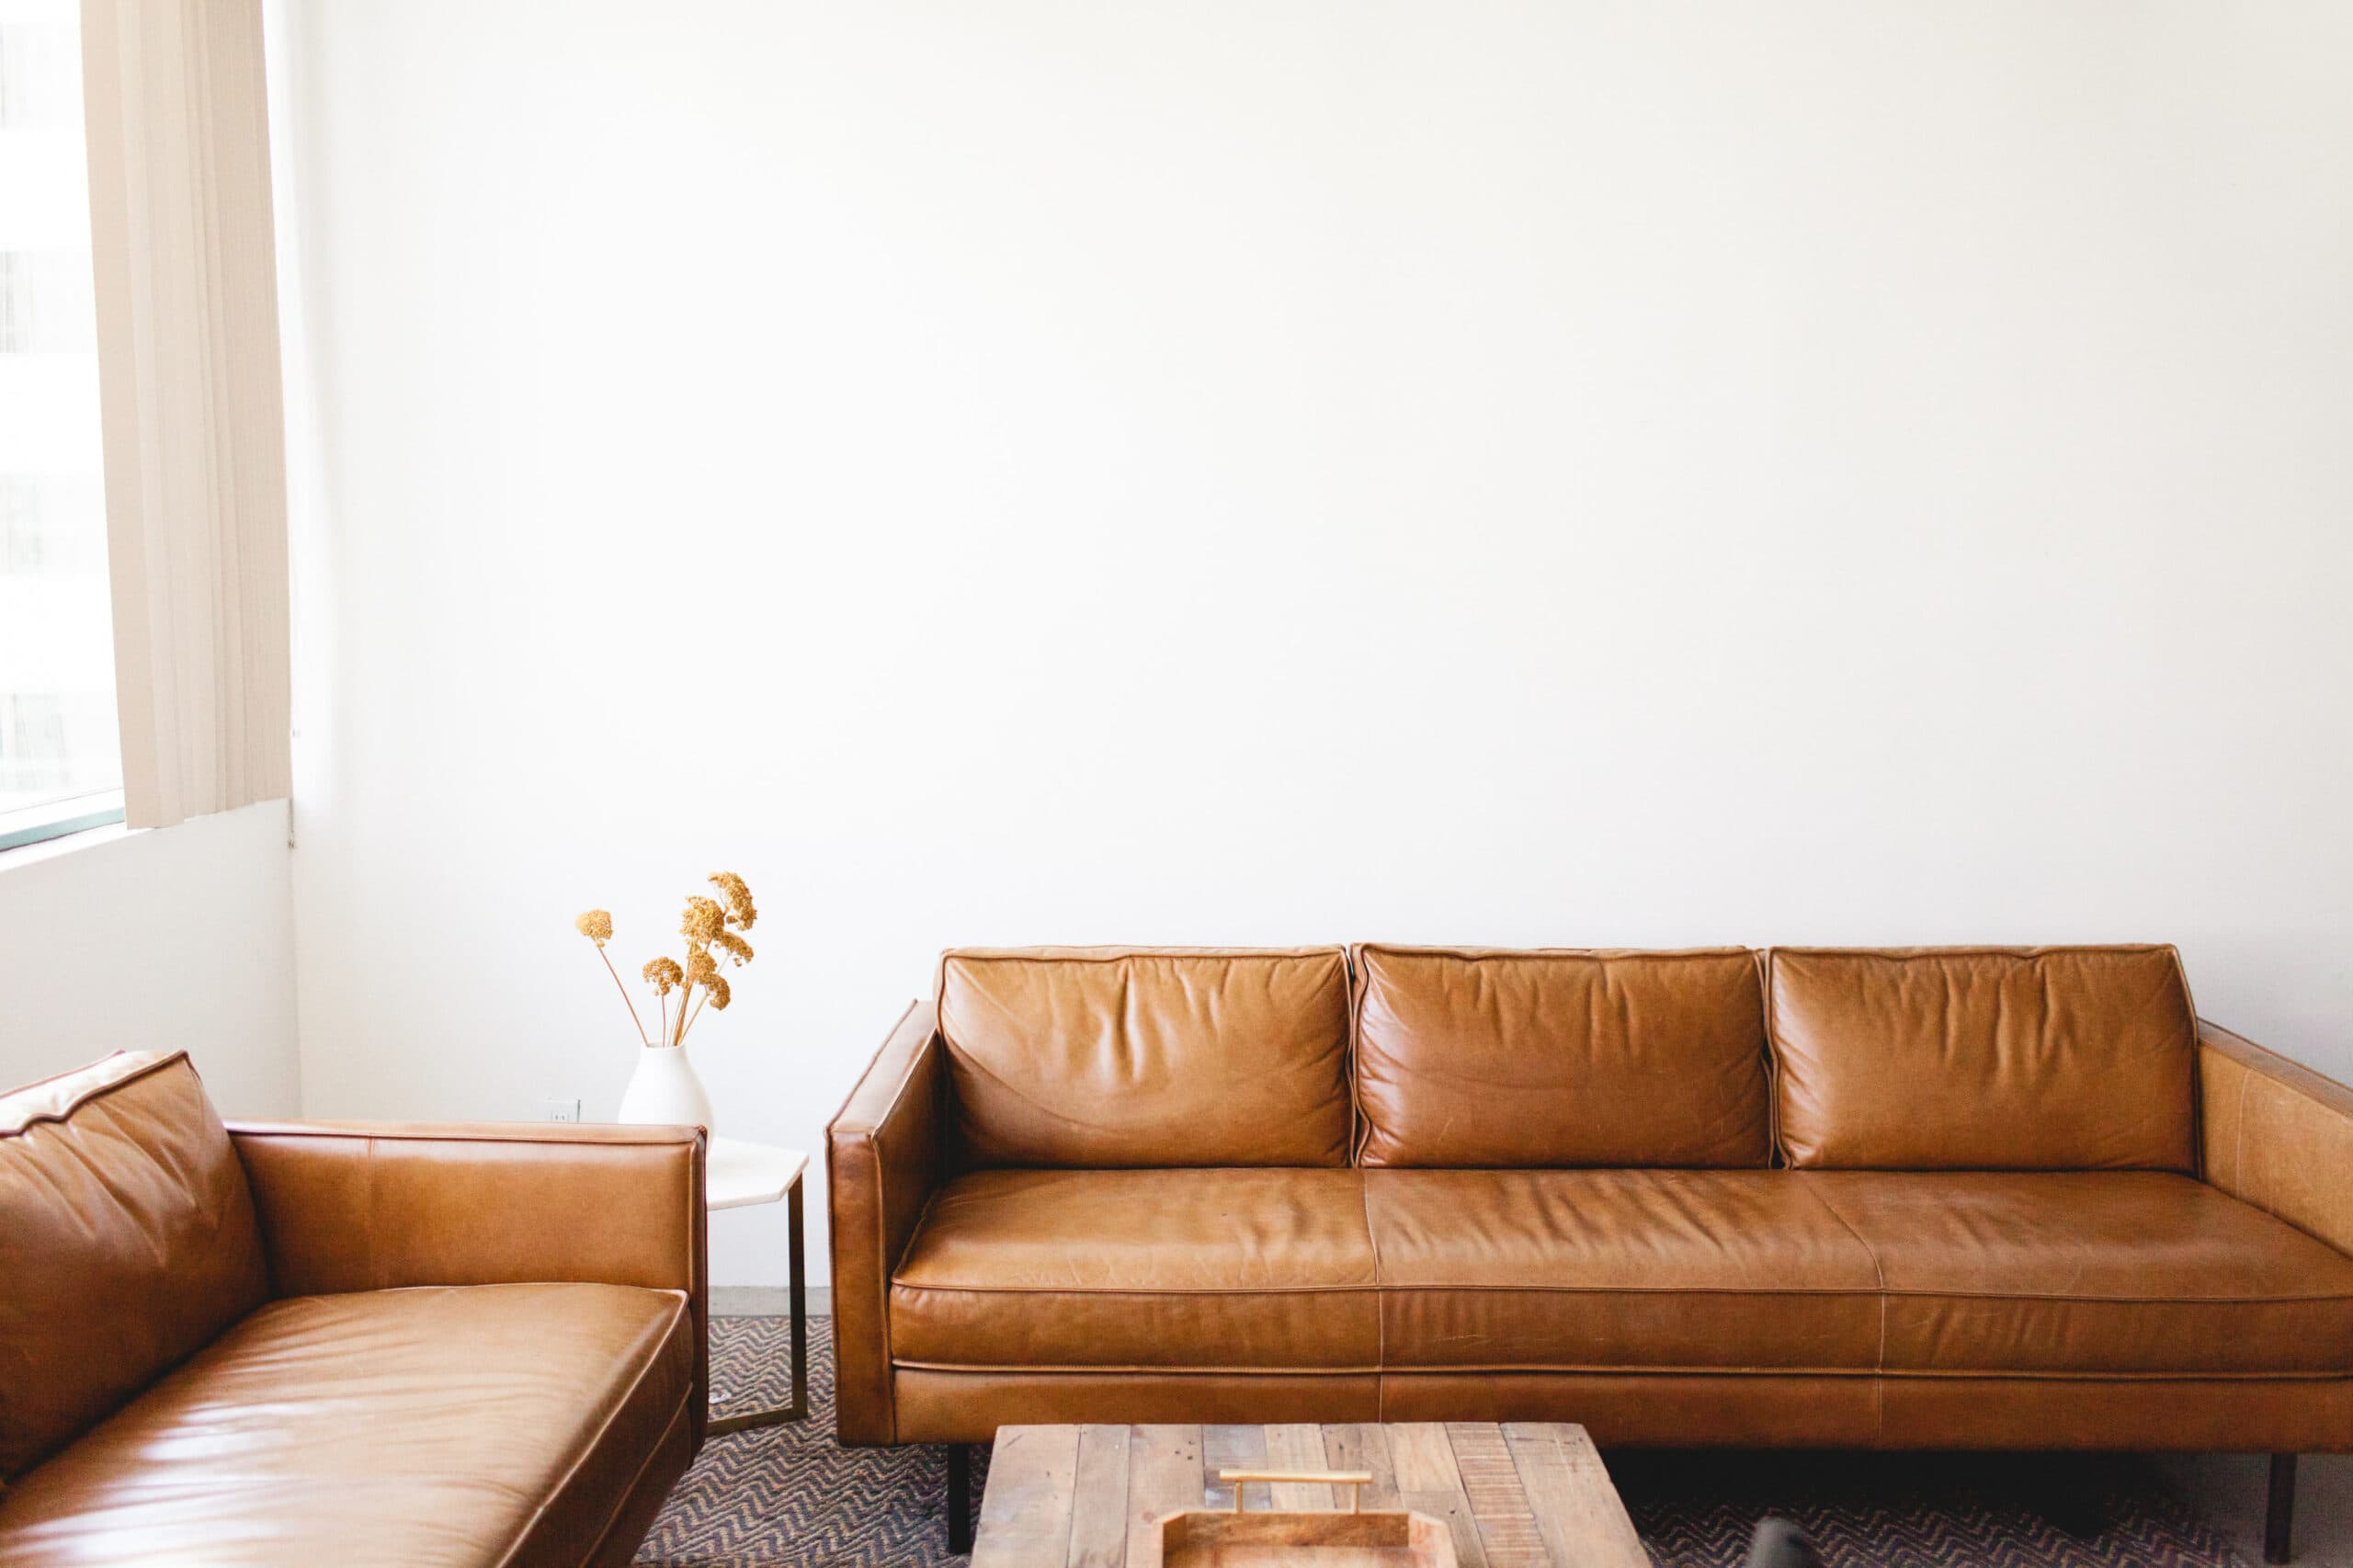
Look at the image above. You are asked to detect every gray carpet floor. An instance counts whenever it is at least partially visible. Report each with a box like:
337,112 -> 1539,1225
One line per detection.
636,1317 -> 2253,1567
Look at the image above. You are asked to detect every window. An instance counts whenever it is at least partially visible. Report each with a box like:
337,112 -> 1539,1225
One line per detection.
0,0 -> 121,851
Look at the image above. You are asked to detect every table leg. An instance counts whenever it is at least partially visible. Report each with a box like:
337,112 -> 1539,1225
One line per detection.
2267,1453 -> 2297,1564
788,1177 -> 807,1420
947,1442 -> 973,1554
709,1173 -> 810,1436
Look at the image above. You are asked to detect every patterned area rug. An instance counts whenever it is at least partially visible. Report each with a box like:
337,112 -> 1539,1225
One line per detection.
637,1317 -> 2251,1568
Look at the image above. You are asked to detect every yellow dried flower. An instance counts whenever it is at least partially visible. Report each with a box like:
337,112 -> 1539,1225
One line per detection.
642,957 -> 683,996
574,910 -> 613,946
687,949 -> 718,984
710,872 -> 756,930
706,975 -> 732,1010
680,895 -> 725,946
712,929 -> 754,966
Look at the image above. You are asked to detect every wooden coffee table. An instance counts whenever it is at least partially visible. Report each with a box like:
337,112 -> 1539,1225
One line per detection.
969,1422 -> 1649,1568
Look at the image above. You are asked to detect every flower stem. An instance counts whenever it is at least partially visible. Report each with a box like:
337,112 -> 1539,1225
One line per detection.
597,947 -> 650,1046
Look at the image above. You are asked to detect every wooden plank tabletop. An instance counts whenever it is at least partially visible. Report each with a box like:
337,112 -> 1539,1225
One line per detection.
971,1422 -> 1649,1568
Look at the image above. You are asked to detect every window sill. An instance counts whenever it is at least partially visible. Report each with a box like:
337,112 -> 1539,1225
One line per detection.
0,793 -> 131,864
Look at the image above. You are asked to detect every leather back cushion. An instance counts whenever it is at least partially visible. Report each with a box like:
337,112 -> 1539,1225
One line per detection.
938,947 -> 1352,1167
1353,946 -> 1771,1167
1767,946 -> 2199,1170
0,1051 -> 268,1479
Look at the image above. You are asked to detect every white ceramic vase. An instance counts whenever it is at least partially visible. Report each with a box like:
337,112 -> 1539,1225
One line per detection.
617,1044 -> 715,1132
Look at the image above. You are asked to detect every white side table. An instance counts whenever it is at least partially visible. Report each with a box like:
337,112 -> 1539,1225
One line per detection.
705,1136 -> 809,1436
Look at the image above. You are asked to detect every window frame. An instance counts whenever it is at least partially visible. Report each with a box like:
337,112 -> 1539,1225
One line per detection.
0,787 -> 126,855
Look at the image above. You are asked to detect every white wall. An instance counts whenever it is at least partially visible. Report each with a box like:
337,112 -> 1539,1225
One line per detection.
0,801 -> 301,1118
276,1 -> 2353,1286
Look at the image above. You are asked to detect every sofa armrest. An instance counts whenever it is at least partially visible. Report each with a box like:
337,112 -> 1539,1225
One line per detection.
227,1119 -> 709,1441
2200,1019 -> 2353,1256
827,1000 -> 943,1445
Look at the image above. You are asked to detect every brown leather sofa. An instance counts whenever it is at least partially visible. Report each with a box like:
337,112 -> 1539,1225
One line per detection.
0,1050 -> 708,1567
831,944 -> 2353,1559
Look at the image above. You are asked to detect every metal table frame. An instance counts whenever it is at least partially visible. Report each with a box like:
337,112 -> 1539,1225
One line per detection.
705,1142 -> 808,1435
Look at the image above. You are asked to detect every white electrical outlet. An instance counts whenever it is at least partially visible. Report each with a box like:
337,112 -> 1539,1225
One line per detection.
541,1096 -> 581,1123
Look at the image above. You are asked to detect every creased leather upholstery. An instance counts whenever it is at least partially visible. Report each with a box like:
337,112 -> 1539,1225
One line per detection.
0,1051 -> 268,1480
1385,1372 -> 2353,1452
938,946 -> 1351,1167
1365,1169 -> 1880,1371
1876,1374 -> 2353,1452
2202,1019 -> 2353,1256
0,1057 -> 708,1568
229,1116 -> 709,1447
1381,1373 -> 1882,1448
827,1000 -> 944,1445
0,1284 -> 694,1568
892,1369 -> 1381,1443
1768,946 -> 2199,1170
830,951 -> 2353,1460
1802,1171 -> 2353,1374
1353,946 -> 1770,1167
892,1167 -> 1379,1370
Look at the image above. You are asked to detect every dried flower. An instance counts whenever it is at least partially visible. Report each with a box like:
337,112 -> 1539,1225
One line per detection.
576,908 -> 645,1044
680,895 -> 725,946
710,872 -> 756,930
581,874 -> 764,1049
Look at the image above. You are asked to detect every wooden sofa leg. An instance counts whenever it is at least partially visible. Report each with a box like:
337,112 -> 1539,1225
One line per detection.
2266,1454 -> 2297,1564
947,1443 -> 974,1555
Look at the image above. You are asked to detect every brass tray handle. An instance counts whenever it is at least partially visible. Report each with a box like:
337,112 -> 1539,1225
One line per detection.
1215,1469 -> 1378,1514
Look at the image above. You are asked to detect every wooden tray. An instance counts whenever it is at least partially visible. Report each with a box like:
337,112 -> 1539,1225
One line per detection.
1136,1469 -> 1459,1567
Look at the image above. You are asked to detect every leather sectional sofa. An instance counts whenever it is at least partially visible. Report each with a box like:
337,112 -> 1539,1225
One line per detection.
0,1051 -> 708,1567
831,943 -> 2353,1559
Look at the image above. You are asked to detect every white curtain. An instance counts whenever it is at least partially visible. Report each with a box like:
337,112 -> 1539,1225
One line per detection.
81,0 -> 290,829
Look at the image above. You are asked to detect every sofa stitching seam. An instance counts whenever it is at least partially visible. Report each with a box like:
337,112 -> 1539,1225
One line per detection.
872,1143 -> 896,1443
2236,1059 -> 2255,1210
1360,1170 -> 1385,1420
362,1136 -> 381,1292
886,1281 -> 2353,1305
859,1002 -> 935,1444
576,1393 -> 691,1562
1357,946 -> 1756,962
886,1364 -> 2353,1382
0,1050 -> 188,1139
947,947 -> 1347,964
894,1362 -> 1385,1376
1870,1287 -> 2353,1305
222,1125 -> 699,1145
1796,1175 -> 1886,1446
488,1292 -> 689,1568
891,1282 -> 1386,1297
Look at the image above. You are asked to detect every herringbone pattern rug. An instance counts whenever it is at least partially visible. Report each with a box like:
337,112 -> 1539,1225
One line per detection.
637,1317 -> 2251,1567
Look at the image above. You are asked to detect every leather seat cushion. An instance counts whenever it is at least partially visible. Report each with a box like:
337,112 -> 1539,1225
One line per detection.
1802,1171 -> 2353,1375
0,1283 -> 694,1568
891,1168 -> 1379,1370
1365,1169 -> 1883,1372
